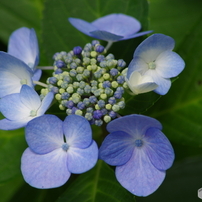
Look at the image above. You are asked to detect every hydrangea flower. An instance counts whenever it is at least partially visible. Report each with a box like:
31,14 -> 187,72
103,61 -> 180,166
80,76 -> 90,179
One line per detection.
126,71 -> 158,95
127,34 -> 185,95
21,114 -> 98,189
0,52 -> 34,98
68,13 -> 152,42
99,114 -> 175,196
8,27 -> 41,81
0,85 -> 53,130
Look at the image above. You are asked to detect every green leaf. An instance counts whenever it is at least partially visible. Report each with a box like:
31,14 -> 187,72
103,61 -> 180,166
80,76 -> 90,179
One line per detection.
145,0 -> 202,147
136,156 -> 202,202
42,0 -> 150,64
56,160 -> 135,202
0,128 -> 27,182
0,0 -> 43,43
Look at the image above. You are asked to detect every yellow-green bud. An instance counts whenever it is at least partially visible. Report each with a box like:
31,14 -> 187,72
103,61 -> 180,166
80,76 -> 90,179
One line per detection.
87,65 -> 92,71
103,73 -> 110,80
90,51 -> 97,58
59,104 -> 65,110
57,80 -> 63,86
111,81 -> 119,88
75,110 -> 83,116
106,104 -> 112,110
55,94 -> 61,100
59,88 -> 65,94
104,115 -> 111,123
100,93 -> 107,100
95,104 -> 100,110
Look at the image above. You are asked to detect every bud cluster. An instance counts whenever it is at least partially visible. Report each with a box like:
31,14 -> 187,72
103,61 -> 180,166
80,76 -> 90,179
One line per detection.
40,40 -> 128,126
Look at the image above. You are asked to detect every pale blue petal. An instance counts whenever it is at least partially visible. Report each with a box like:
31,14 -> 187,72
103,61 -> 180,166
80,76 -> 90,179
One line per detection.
145,70 -> 171,95
0,52 -> 33,97
145,127 -> 175,170
0,93 -> 30,120
63,115 -> 92,149
67,141 -> 98,174
107,115 -> 162,138
25,115 -> 64,154
156,50 -> 185,78
133,34 -> 175,62
121,30 -> 153,40
127,56 -> 148,79
32,69 -> 42,81
21,148 -> 70,189
0,118 -> 31,130
90,30 -> 123,41
68,17 -> 96,36
20,85 -> 41,110
8,27 -> 39,69
99,131 -> 134,166
115,149 -> 166,196
37,92 -> 54,115
91,13 -> 141,36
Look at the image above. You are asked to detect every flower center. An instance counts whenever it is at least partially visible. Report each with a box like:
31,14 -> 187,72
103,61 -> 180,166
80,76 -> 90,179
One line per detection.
20,79 -> 27,85
30,110 -> 37,117
62,143 -> 69,151
135,139 -> 143,147
148,61 -> 156,70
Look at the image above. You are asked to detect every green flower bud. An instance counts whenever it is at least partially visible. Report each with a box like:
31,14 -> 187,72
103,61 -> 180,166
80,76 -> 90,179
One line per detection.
104,115 -> 111,123
55,93 -> 61,100
105,104 -> 112,110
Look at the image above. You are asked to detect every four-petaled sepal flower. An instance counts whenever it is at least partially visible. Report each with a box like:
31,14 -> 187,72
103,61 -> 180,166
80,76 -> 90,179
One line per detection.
0,85 -> 53,130
21,114 -> 98,189
69,13 -> 152,42
127,34 -> 185,95
99,114 -> 175,196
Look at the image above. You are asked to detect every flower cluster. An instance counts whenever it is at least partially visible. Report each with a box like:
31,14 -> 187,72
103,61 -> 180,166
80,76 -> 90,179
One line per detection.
0,13 -> 185,197
41,41 -> 127,126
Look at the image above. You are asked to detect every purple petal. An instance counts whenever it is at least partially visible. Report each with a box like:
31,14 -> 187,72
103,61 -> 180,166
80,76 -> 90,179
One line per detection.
92,13 -> 141,36
107,114 -> 162,138
115,149 -> 166,196
0,52 -> 33,98
0,93 -> 30,120
37,92 -> 54,115
145,70 -> 171,95
133,34 -> 175,62
67,141 -> 98,174
99,131 -> 134,166
156,50 -> 185,78
8,27 -> 39,69
25,115 -> 64,154
145,127 -> 175,170
20,85 -> 41,110
68,17 -> 96,36
21,148 -> 70,189
0,118 -> 31,130
63,115 -> 92,148
90,30 -> 123,41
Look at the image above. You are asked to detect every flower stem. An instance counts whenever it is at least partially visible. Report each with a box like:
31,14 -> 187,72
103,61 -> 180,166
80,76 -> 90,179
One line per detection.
36,66 -> 54,70
33,81 -> 48,88
105,41 -> 114,51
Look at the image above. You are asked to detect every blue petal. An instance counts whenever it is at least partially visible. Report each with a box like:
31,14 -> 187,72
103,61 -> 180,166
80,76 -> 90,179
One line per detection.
145,70 -> 171,95
156,50 -> 185,78
91,13 -> 141,36
107,114 -> 162,138
63,115 -> 92,149
115,149 -> 166,196
68,17 -> 96,36
21,148 -> 70,189
20,85 -> 41,110
25,115 -> 64,154
0,93 -> 30,120
122,30 -> 153,40
145,127 -> 175,170
0,118 -> 30,130
37,92 -> 54,115
67,141 -> 98,174
133,34 -> 175,62
99,131 -> 134,166
32,69 -> 42,81
0,52 -> 33,98
90,30 -> 123,41
8,27 -> 39,69
127,57 -> 148,79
